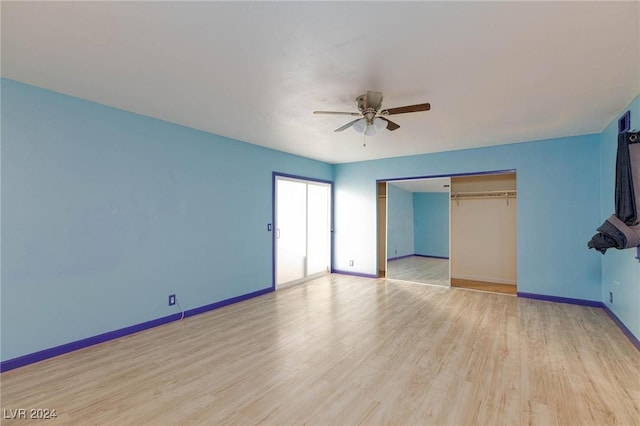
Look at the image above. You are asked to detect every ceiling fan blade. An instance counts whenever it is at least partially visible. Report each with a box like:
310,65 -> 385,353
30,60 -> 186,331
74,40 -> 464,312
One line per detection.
334,118 -> 362,132
314,111 -> 361,116
365,91 -> 384,110
382,103 -> 431,115
379,117 -> 400,131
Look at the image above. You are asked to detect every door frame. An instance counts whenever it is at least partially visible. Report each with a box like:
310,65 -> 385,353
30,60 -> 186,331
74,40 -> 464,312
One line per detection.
272,172 -> 333,290
376,169 -> 516,283
376,182 -> 387,278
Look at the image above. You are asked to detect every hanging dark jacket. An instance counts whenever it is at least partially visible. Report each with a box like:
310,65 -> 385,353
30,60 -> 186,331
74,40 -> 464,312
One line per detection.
588,131 -> 640,253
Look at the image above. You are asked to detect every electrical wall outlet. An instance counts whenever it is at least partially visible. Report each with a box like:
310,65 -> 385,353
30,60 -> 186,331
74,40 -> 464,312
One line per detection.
395,249 -> 398,254
609,291 -> 613,304
349,260 -> 354,267
169,294 -> 176,306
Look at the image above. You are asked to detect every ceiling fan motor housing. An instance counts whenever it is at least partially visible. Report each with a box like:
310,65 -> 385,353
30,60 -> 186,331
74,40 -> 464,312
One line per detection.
356,92 -> 384,113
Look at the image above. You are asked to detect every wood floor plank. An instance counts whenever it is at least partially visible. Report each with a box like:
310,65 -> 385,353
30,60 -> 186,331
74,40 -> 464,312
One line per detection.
1,274 -> 638,425
451,277 -> 517,294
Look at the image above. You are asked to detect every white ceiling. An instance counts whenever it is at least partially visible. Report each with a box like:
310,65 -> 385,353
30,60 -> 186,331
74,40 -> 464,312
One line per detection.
2,1 -> 639,164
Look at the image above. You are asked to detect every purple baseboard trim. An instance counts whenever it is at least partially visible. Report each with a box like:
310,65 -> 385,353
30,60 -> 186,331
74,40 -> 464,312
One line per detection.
517,292 -> 602,307
0,287 -> 273,373
387,254 -> 414,261
602,305 -> 640,351
184,287 -> 272,318
331,269 -> 378,279
414,254 -> 450,260
517,292 -> 639,351
0,314 -> 180,373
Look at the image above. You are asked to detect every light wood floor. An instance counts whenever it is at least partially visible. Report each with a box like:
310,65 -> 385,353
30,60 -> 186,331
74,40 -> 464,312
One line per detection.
451,277 -> 517,295
386,256 -> 449,286
1,274 -> 638,425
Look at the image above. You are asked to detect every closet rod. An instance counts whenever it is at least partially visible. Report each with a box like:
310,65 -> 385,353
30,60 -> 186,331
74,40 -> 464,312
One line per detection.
451,190 -> 517,198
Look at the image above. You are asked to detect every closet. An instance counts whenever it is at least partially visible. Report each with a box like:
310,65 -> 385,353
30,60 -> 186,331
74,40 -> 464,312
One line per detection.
450,173 -> 517,293
377,172 -> 517,295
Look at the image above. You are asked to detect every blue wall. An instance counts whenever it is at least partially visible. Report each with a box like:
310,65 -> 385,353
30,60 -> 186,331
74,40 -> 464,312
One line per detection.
334,134 -> 602,301
386,184 -> 414,259
3,77 -> 637,363
599,95 -> 640,340
0,79 -> 333,362
413,192 -> 449,258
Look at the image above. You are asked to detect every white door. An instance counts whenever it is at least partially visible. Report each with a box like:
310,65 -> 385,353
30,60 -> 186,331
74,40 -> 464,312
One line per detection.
306,183 -> 331,276
276,177 -> 331,287
276,179 -> 307,285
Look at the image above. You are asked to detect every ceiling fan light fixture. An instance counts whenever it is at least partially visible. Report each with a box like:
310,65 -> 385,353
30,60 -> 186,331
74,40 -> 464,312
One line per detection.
374,117 -> 388,130
315,91 -> 430,135
353,118 -> 367,133
364,124 -> 376,136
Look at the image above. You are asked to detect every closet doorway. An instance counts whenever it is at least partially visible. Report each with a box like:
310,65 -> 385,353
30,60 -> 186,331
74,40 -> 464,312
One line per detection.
377,171 -> 517,295
274,175 -> 332,288
450,173 -> 517,294
381,177 -> 451,286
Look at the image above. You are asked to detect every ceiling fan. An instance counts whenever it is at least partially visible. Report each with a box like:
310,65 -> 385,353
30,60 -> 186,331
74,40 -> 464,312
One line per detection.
314,91 -> 430,136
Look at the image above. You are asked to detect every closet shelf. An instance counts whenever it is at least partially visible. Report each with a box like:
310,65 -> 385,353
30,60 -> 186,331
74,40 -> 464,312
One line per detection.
451,190 -> 517,206
451,190 -> 517,199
